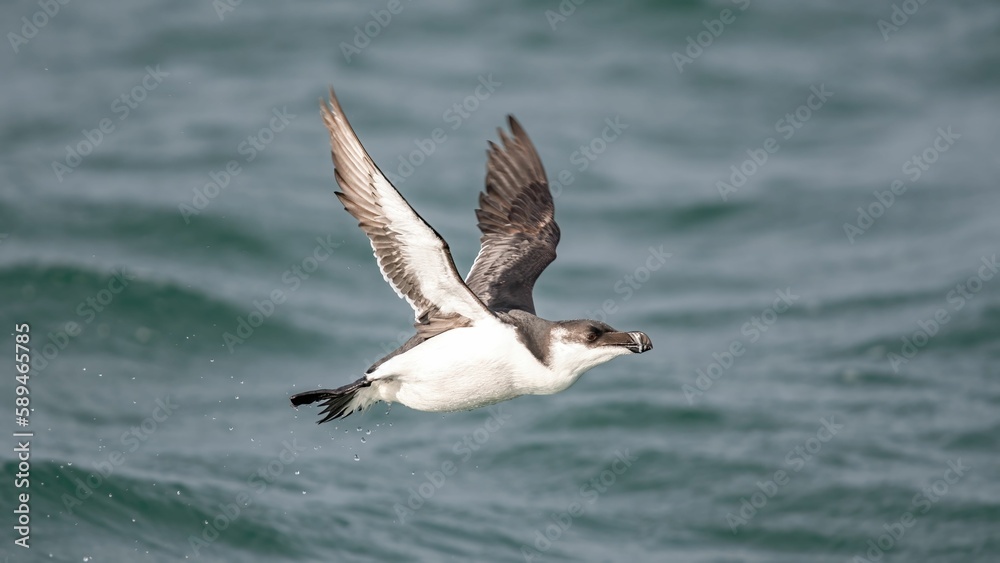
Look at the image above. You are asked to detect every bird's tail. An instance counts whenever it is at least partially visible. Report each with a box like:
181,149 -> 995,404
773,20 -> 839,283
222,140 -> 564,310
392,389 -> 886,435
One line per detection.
290,377 -> 376,423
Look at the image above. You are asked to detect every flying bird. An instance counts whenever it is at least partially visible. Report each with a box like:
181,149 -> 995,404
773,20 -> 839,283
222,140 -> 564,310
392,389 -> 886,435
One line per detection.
290,88 -> 652,423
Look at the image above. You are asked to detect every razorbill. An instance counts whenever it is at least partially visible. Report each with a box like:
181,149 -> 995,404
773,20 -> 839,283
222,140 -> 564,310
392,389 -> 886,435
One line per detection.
290,88 -> 652,423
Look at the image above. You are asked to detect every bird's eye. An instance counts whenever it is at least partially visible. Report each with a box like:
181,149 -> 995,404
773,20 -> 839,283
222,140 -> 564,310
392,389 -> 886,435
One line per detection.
586,329 -> 600,342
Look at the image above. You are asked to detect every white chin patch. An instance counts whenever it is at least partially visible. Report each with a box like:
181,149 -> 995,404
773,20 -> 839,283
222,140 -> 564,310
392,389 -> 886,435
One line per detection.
548,340 -> 630,380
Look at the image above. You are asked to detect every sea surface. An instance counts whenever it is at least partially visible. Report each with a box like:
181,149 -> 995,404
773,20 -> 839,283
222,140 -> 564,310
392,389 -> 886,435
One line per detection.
2,1 -> 999,561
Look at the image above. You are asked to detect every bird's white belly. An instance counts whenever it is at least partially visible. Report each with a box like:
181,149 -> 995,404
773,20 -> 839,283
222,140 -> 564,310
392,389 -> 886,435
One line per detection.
369,321 -> 550,412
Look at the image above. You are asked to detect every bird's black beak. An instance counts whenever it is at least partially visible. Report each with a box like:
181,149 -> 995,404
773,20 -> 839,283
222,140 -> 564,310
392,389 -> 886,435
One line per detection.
603,331 -> 653,353
627,331 -> 653,353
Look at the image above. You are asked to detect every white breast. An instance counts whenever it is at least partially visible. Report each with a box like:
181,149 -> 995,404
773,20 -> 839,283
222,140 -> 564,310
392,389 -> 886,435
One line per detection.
367,319 -> 561,412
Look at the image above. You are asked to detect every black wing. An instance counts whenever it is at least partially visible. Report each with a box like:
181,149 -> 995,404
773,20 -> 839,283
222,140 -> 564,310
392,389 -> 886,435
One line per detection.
465,116 -> 560,314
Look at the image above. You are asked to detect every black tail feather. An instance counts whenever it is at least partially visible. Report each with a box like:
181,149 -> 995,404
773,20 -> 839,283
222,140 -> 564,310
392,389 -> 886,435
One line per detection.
290,377 -> 372,424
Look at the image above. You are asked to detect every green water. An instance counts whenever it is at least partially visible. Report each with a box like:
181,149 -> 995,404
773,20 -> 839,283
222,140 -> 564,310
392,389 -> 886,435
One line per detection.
2,1 -> 999,561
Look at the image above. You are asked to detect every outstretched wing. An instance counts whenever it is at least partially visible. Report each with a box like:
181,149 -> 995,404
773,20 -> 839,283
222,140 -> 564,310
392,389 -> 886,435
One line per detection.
465,116 -> 560,314
320,88 -> 494,338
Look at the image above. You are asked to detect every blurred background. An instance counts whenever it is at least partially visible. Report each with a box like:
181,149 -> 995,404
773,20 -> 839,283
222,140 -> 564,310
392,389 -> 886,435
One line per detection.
2,0 -> 999,561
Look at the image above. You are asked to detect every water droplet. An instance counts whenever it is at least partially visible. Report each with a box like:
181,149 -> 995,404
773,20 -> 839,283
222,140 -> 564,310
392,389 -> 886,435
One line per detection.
360,437 -> 366,443
354,454 -> 360,461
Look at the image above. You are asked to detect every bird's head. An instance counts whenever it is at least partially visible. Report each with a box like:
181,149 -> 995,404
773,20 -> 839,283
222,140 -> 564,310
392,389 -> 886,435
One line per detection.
546,319 -> 652,381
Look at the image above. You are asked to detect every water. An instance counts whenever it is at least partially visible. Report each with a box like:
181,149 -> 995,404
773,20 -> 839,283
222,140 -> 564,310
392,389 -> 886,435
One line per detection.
2,1 -> 999,561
